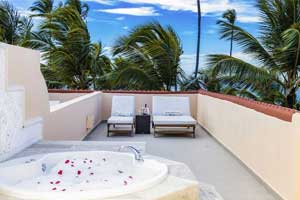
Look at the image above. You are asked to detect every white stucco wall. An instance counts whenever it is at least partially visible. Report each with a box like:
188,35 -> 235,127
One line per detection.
0,46 -> 6,91
197,93 -> 300,200
0,44 -> 44,161
2,43 -> 300,200
0,43 -> 49,121
49,93 -> 86,103
44,92 -> 103,140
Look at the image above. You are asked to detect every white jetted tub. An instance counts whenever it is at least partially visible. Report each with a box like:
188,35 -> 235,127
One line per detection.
0,151 -> 168,199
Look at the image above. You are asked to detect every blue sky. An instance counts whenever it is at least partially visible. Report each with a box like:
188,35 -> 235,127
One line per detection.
9,0 -> 260,75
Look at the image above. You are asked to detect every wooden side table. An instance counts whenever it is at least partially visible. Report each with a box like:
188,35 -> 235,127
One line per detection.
135,115 -> 151,134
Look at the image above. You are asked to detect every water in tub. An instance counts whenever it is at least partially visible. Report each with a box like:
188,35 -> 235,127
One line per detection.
0,151 -> 168,199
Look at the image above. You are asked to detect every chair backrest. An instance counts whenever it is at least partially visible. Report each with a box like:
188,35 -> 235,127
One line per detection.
152,96 -> 191,116
111,96 -> 135,117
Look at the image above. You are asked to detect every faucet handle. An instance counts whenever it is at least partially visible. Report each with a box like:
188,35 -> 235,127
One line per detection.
118,146 -> 144,162
118,146 -> 140,152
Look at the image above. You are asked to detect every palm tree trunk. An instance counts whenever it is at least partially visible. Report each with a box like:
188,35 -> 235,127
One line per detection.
230,26 -> 233,56
194,0 -> 201,78
287,88 -> 296,109
175,76 -> 178,91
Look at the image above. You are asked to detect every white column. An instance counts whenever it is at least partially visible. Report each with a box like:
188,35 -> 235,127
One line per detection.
0,45 -> 7,91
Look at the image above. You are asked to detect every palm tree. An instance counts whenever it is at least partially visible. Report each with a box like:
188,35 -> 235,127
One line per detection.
89,42 -> 112,90
0,1 -> 33,45
194,0 -> 201,78
180,69 -> 213,91
29,1 -> 111,89
208,0 -> 300,109
218,9 -> 236,56
30,0 -> 54,18
113,22 -> 184,91
65,0 -> 89,20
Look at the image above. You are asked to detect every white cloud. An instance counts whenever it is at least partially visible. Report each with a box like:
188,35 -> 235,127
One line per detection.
206,29 -> 217,35
86,17 -> 118,24
83,0 -> 114,5
237,15 -> 261,23
116,16 -> 125,20
97,7 -> 160,16
89,0 -> 259,23
123,26 -> 129,30
17,9 -> 43,30
181,52 -> 258,75
181,53 -> 207,75
182,31 -> 195,36
233,52 -> 257,65
18,9 -> 33,17
181,54 -> 196,75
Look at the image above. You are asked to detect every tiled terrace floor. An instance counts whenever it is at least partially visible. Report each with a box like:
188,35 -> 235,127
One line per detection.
85,123 -> 280,200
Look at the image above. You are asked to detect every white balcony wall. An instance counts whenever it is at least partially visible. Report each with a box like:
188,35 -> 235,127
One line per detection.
0,43 -> 44,161
49,92 -> 86,103
44,92 -> 102,140
197,93 -> 300,200
0,43 -> 49,121
2,44 -> 300,200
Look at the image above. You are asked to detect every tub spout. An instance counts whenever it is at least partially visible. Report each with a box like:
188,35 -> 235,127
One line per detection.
118,146 -> 144,162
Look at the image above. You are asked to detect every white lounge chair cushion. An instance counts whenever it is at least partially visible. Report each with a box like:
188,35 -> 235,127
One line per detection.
153,116 -> 196,125
153,96 -> 191,116
107,116 -> 134,124
111,96 -> 135,117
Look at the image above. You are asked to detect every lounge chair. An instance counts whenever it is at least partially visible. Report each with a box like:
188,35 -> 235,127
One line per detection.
107,96 -> 135,137
152,96 -> 196,138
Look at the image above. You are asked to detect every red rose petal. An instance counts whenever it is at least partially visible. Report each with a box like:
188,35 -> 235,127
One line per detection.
58,170 -> 63,175
89,160 -> 93,163
65,160 -> 70,164
77,170 -> 81,175
129,176 -> 133,179
55,181 -> 60,184
52,187 -> 57,191
50,181 -> 54,184
62,189 -> 66,192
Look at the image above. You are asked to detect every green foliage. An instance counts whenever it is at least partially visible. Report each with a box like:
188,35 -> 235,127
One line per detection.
1,0 -> 183,91
0,1 -> 33,45
112,22 -> 184,91
218,9 -> 236,56
221,9 -> 236,25
28,0 -> 110,89
209,0 -> 300,109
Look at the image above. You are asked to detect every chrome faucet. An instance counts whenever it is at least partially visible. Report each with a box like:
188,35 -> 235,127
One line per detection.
118,146 -> 144,162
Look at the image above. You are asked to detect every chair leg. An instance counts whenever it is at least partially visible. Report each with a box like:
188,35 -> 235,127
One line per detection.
107,124 -> 110,137
153,125 -> 157,138
131,124 -> 134,137
192,126 -> 196,138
